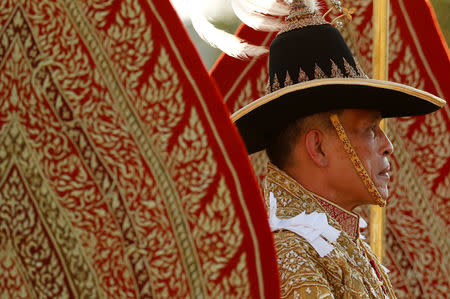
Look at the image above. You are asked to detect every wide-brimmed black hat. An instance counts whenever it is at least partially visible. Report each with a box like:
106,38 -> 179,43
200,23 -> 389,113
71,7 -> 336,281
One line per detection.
231,2 -> 446,155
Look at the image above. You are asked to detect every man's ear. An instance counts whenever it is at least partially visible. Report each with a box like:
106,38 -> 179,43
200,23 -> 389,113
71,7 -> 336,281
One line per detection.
304,129 -> 328,167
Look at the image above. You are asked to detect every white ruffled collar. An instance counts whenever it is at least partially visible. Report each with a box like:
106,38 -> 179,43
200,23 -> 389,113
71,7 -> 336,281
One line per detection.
265,162 -> 367,256
269,192 -> 341,257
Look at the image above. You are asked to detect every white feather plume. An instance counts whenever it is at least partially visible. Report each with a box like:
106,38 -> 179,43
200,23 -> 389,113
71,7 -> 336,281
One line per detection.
190,8 -> 268,59
231,0 -> 284,31
235,0 -> 289,16
302,0 -> 321,13
189,0 -> 321,59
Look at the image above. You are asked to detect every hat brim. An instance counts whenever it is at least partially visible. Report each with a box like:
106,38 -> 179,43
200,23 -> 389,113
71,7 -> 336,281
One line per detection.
231,78 -> 446,154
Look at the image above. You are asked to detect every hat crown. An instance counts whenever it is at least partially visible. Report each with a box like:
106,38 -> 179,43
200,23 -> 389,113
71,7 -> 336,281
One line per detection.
267,21 -> 367,94
265,0 -> 367,94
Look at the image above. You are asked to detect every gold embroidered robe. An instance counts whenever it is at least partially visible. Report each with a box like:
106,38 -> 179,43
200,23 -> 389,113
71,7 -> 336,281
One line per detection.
265,163 -> 397,299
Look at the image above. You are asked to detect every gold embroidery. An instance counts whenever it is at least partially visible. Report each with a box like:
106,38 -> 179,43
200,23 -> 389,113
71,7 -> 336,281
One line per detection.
235,80 -> 253,112
279,0 -> 329,34
387,120 -> 450,276
314,64 -> 327,79
265,163 -> 396,298
354,57 -> 369,78
330,59 -> 344,77
197,177 -> 249,297
256,67 -> 269,98
0,122 -> 101,298
315,196 -> 360,239
250,151 -> 270,193
392,46 -> 425,89
5,5 -> 162,297
65,0 -> 209,295
83,0 -> 256,297
0,1 -> 259,298
298,68 -> 309,83
329,114 -> 386,206
279,13 -> 329,34
284,71 -> 293,87
343,57 -> 359,77
272,73 -> 280,92
269,57 -> 368,92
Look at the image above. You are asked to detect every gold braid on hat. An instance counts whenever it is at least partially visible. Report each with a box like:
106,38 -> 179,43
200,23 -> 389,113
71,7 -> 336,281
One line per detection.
329,114 -> 386,207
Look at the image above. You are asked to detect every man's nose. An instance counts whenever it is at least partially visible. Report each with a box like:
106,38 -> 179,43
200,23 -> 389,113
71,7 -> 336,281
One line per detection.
380,128 -> 394,156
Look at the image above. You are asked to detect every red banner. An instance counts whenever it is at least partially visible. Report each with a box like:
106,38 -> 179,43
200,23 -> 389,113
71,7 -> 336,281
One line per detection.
0,1 -> 279,298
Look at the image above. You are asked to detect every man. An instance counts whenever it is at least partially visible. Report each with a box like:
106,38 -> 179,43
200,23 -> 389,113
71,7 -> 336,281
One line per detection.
230,0 -> 446,298
264,109 -> 394,298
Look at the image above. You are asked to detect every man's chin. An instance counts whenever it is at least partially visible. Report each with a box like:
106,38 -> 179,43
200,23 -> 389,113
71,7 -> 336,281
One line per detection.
375,186 -> 389,205
379,188 -> 389,199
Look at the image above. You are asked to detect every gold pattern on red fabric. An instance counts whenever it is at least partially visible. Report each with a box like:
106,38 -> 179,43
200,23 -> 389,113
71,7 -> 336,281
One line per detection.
0,1 -> 279,298
315,197 -> 360,240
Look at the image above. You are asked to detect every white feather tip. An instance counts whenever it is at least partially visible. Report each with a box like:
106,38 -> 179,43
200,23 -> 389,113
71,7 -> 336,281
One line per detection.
191,9 -> 268,59
304,0 -> 320,12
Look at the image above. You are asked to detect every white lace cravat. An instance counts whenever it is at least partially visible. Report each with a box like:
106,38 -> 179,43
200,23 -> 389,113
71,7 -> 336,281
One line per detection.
268,192 -> 341,257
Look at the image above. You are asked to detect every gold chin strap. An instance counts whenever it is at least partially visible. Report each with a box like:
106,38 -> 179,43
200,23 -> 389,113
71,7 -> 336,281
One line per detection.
329,114 -> 386,207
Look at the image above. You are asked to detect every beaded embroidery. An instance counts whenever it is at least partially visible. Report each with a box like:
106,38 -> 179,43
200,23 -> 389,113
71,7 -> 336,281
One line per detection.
314,64 -> 327,79
284,71 -> 293,87
343,57 -> 359,77
267,57 -> 368,93
330,60 -> 344,77
298,68 -> 309,83
265,163 -> 397,298
279,0 -> 328,34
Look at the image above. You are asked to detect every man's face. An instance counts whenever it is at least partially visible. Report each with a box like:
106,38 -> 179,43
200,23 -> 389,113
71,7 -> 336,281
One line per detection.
325,109 -> 394,207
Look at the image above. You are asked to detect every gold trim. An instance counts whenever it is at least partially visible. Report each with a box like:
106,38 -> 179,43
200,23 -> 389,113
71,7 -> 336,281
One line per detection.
231,78 -> 446,122
268,57 -> 365,93
329,114 -> 386,207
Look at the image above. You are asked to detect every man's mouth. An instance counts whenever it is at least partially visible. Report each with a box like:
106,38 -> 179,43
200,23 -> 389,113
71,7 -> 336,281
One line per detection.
378,165 -> 391,180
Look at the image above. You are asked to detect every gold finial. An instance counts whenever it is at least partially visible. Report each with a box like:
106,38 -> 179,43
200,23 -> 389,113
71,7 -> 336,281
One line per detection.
280,0 -> 327,34
286,0 -> 317,21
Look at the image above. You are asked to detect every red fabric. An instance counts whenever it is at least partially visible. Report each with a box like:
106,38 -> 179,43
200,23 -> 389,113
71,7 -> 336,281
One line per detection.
0,0 -> 279,298
210,1 -> 449,298
211,27 -> 276,106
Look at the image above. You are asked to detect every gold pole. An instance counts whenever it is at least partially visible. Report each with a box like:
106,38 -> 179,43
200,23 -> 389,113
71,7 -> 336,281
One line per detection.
370,0 -> 390,261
